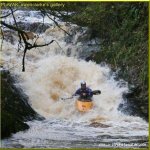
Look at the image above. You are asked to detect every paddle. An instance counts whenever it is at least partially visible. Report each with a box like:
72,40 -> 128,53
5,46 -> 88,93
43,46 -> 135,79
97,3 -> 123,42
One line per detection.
61,90 -> 101,100
61,96 -> 74,100
92,90 -> 101,95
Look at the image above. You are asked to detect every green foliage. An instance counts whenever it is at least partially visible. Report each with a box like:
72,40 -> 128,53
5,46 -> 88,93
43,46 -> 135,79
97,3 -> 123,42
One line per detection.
65,2 -> 148,87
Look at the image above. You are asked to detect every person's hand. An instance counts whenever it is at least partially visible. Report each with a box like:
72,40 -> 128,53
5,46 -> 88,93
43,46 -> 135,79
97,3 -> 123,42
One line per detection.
81,93 -> 87,96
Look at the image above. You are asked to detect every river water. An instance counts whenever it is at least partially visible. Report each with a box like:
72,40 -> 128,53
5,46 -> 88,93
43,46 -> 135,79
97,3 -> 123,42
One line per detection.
1,10 -> 148,148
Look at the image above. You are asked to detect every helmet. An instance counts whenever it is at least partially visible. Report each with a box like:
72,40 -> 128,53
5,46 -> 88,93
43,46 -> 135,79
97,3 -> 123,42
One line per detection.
80,80 -> 86,86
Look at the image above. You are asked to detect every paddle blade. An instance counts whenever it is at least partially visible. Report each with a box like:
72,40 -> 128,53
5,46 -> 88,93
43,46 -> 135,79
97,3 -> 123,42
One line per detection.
92,90 -> 101,95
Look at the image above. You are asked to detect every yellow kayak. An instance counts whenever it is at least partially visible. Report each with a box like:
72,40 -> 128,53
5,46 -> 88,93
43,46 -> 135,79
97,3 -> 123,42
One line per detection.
76,99 -> 93,112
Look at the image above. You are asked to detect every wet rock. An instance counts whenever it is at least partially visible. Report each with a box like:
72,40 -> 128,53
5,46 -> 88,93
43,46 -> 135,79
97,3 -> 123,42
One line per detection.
89,122 -> 110,128
1,70 -> 44,139
0,30 -> 18,44
118,84 -> 148,121
16,22 -> 51,33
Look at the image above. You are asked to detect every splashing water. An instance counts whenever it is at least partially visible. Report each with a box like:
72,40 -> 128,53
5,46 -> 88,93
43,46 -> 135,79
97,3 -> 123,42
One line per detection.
17,55 -> 127,120
1,10 -> 148,148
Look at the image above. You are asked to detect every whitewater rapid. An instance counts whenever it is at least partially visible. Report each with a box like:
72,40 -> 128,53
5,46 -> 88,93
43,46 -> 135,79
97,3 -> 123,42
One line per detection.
1,9 -> 148,148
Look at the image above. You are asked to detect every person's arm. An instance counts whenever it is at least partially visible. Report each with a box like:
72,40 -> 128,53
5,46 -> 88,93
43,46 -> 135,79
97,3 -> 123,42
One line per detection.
87,88 -> 93,97
72,89 -> 80,96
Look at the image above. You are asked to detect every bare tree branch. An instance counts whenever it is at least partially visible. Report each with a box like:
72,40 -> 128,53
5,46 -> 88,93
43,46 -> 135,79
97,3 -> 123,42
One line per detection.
1,21 -> 26,36
9,7 -> 23,51
1,21 -> 32,46
40,9 -> 71,36
0,28 -> 4,51
0,9 -> 17,18
22,47 -> 27,71
29,40 -> 55,49
22,40 -> 58,71
46,13 -> 71,36
1,8 -> 66,72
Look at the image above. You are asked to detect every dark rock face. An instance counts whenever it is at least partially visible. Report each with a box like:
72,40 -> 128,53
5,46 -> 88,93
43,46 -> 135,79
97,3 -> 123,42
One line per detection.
118,85 -> 148,122
17,22 -> 51,33
1,112 -> 30,139
1,70 -> 44,139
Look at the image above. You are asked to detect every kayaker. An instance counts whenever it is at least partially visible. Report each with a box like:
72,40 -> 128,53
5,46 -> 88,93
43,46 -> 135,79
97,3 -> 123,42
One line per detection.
73,81 -> 93,101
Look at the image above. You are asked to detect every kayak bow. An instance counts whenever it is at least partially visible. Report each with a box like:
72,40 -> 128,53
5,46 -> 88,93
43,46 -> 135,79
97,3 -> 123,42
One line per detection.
76,99 -> 93,112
